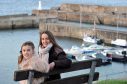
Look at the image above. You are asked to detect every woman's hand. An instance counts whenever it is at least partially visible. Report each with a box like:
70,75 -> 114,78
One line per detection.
49,62 -> 55,70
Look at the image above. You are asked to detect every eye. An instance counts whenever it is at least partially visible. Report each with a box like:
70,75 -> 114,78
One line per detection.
27,49 -> 31,52
46,38 -> 49,40
22,50 -> 26,52
42,38 -> 44,40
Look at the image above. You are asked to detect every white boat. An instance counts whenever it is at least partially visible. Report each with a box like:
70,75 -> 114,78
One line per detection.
64,46 -> 94,61
91,52 -> 112,64
83,21 -> 104,44
82,44 -> 105,51
103,47 -> 127,62
111,39 -> 127,47
83,34 -> 98,44
111,8 -> 127,48
83,34 -> 104,45
64,45 -> 83,56
75,54 -> 94,61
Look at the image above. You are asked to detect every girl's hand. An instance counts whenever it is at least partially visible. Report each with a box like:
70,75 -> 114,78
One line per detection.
49,62 -> 55,70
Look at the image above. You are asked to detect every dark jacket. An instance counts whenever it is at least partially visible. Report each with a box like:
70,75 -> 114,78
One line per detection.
47,46 -> 72,81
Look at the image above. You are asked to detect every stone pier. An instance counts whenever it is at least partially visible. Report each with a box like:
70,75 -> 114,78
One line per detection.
39,20 -> 127,44
33,3 -> 127,27
0,14 -> 39,29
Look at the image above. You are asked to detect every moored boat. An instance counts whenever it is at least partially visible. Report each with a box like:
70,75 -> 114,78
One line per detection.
104,48 -> 127,62
112,54 -> 127,62
111,39 -> 127,48
90,52 -> 112,65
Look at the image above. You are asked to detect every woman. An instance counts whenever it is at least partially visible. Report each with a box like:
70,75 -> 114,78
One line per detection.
38,30 -> 72,81
18,41 -> 49,84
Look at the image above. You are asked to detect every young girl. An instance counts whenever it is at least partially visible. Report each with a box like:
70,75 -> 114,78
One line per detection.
18,41 -> 49,84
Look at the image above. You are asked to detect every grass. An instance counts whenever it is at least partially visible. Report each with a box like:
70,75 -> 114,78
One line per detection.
97,79 -> 127,84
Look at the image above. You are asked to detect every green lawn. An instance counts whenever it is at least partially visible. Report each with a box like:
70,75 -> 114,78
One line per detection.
97,79 -> 127,84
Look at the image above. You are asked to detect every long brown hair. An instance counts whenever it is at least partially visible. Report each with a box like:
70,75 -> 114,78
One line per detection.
18,41 -> 35,64
39,30 -> 62,50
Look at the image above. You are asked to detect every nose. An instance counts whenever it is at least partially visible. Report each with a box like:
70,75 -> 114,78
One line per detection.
43,39 -> 47,44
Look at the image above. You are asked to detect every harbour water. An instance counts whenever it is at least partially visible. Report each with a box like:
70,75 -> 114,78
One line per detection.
0,28 -> 83,84
0,28 -> 127,84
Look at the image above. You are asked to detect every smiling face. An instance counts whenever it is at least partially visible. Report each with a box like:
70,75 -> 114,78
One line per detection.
22,45 -> 34,60
41,33 -> 51,48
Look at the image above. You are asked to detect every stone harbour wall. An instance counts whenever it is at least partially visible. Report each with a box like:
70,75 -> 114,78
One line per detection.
0,14 -> 39,29
33,3 -> 127,27
39,21 -> 127,44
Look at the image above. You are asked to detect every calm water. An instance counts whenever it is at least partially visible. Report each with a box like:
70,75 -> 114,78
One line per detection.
0,0 -> 127,16
0,28 -> 127,84
0,28 -> 82,84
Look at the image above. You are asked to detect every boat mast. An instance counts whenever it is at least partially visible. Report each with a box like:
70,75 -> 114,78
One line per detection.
93,20 -> 96,37
115,7 -> 119,39
80,0 -> 83,27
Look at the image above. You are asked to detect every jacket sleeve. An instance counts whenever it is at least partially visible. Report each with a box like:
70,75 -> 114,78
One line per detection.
54,52 -> 72,69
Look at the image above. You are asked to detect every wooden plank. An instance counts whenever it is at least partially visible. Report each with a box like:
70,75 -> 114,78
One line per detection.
49,58 -> 102,75
14,70 -> 48,81
42,72 -> 99,84
14,58 -> 102,81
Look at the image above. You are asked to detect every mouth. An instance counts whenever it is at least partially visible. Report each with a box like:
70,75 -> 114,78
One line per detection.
24,55 -> 29,59
43,44 -> 48,47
